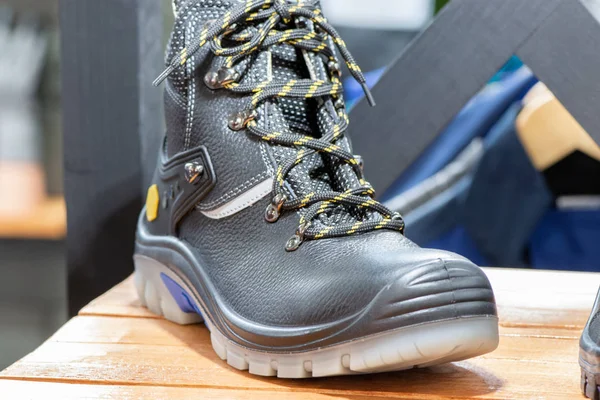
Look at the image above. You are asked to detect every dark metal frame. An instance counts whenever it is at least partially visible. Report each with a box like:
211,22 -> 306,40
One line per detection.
60,0 -> 163,315
350,0 -> 600,193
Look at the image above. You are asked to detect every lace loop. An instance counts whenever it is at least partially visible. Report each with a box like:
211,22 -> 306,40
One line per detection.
273,0 -> 291,23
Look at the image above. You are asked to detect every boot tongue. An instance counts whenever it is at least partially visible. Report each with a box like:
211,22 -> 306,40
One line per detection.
271,43 -> 315,133
260,42 -> 374,227
262,42 -> 335,198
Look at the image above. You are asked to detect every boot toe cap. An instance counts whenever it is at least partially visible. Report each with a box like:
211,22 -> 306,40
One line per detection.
361,252 -> 497,336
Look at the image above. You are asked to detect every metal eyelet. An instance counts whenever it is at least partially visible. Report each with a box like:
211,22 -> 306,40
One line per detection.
391,212 -> 403,221
223,23 -> 238,36
285,235 -> 302,252
285,222 -> 309,252
204,71 -> 220,89
328,61 -> 342,77
354,155 -> 364,171
296,17 -> 311,29
204,67 -> 239,90
391,213 -> 406,234
229,109 -> 258,131
334,97 -> 345,110
265,193 -> 287,223
184,162 -> 204,184
217,67 -> 239,86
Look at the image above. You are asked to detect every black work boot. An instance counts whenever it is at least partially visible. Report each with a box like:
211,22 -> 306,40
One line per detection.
581,289 -> 600,399
134,0 -> 499,378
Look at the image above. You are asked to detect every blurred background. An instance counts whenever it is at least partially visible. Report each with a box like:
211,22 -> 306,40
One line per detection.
0,0 -> 64,371
1,0 -> 598,371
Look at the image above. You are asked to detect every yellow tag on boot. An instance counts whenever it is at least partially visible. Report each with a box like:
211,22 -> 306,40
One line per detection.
146,184 -> 160,222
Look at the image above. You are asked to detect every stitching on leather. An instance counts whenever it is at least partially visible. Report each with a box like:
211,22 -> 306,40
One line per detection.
259,142 -> 275,175
196,131 -> 274,213
166,84 -> 187,109
184,21 -> 195,151
197,172 -> 271,210
201,181 -> 271,219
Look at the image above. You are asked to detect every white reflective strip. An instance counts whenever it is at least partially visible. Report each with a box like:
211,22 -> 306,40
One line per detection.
557,195 -> 600,210
320,0 -> 433,30
201,178 -> 272,219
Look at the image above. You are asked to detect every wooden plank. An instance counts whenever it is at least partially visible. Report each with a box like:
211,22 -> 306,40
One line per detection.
50,316 -> 208,346
78,278 -> 157,319
79,268 -> 600,328
0,380 -> 377,400
55,267 -> 597,399
500,325 -> 581,340
48,315 -> 582,351
0,338 -> 581,399
485,268 -> 600,328
0,313 -> 584,399
0,197 -> 66,240
3,266 -> 594,399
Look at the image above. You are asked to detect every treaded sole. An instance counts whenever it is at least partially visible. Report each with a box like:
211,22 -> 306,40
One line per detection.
134,255 -> 499,378
581,357 -> 600,400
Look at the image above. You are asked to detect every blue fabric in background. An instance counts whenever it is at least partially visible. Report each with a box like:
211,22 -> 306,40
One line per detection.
346,60 -> 600,271
381,67 -> 537,201
405,100 -> 600,271
488,55 -> 524,83
402,173 -> 490,266
461,105 -> 553,266
530,210 -> 600,271
405,103 -> 551,267
403,174 -> 472,245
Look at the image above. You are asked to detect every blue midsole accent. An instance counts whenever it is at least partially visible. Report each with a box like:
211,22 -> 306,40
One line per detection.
160,272 -> 204,318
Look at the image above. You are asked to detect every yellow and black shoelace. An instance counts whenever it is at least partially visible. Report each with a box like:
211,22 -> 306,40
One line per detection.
156,0 -> 405,251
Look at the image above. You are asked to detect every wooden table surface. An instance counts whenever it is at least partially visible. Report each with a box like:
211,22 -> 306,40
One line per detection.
0,197 -> 66,240
1,268 -> 598,399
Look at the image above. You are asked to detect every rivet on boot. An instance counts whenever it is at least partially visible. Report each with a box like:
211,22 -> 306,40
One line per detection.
184,162 -> 204,184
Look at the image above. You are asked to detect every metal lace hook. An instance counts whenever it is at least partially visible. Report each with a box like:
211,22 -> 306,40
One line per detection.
285,221 -> 309,252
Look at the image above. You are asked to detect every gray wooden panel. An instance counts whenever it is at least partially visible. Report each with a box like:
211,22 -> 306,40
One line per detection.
349,0 -> 562,194
60,0 -> 163,315
2,0 -> 57,18
138,2 -> 166,190
517,0 -> 600,145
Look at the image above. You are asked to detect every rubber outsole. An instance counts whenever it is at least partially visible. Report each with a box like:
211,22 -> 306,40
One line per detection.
580,288 -> 600,399
581,356 -> 600,400
134,255 -> 499,378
